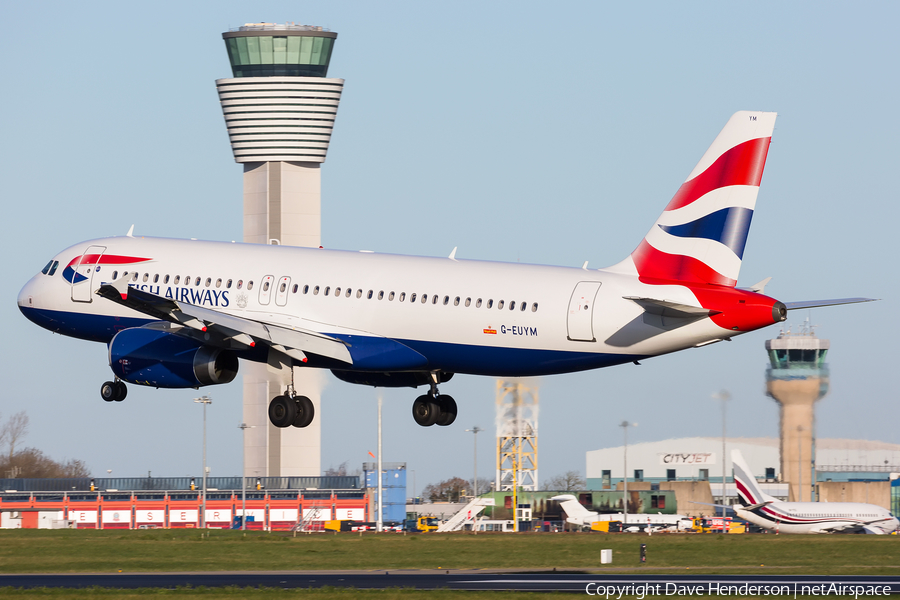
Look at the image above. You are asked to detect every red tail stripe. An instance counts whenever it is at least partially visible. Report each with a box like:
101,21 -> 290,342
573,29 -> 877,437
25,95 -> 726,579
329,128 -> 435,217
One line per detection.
664,137 -> 771,212
632,239 -> 736,287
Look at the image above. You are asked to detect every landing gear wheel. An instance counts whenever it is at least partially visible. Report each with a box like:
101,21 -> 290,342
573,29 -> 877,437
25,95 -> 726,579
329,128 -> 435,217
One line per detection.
268,395 -> 297,428
100,381 -> 117,402
435,395 -> 457,426
292,395 -> 315,428
113,381 -> 127,402
412,394 -> 440,427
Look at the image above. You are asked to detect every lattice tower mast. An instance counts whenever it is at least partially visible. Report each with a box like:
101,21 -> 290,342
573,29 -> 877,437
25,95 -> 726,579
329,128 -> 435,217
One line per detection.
495,379 -> 539,491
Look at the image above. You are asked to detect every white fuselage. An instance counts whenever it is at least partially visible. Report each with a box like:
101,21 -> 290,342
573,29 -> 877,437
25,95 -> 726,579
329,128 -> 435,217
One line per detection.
19,235 -> 744,379
734,501 -> 899,535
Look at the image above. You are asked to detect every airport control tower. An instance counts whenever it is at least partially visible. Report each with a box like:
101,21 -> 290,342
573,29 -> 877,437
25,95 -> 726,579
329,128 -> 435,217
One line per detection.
216,23 -> 344,477
765,323 -> 830,501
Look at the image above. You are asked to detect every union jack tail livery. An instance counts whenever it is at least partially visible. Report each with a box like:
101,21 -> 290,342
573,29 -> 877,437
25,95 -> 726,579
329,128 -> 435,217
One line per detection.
626,111 -> 776,287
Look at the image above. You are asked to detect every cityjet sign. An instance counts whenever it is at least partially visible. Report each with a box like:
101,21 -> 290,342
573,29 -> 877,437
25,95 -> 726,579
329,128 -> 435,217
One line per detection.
658,452 -> 715,465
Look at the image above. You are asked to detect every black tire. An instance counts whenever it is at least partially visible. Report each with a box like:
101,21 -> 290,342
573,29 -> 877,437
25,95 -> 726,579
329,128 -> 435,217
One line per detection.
412,395 -> 440,427
435,395 -> 457,426
100,381 -> 117,402
268,395 -> 297,428
292,395 -> 315,428
114,381 -> 127,402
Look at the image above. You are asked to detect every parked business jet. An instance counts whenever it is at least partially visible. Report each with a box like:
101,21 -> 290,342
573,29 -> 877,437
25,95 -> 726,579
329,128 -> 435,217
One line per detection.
17,111 -> 871,430
731,450 -> 898,534
552,494 -> 690,531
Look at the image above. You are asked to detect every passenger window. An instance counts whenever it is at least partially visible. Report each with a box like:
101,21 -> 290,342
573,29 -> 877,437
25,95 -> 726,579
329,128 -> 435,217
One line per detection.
388,291 -> 395,301
476,298 -> 482,308
236,280 -> 243,289
112,271 -> 119,280
313,286 -> 320,295
465,298 -> 471,307
142,274 -> 148,282
153,274 -> 159,283
369,290 -> 375,299
164,275 -> 170,284
174,275 -> 181,285
410,293 -> 416,302
487,299 -> 493,309
247,281 -> 254,290
521,302 -> 527,311
335,287 -> 341,296
432,295 -> 438,305
347,288 -> 353,298
132,273 -> 139,282
532,302 -> 538,312
509,301 -> 516,311
421,294 -> 428,304
292,284 -> 298,293
279,282 -> 286,293
454,296 -> 460,306
264,281 -> 271,292
194,277 -> 201,286
324,286 -> 330,295
216,278 -> 222,288
205,278 -> 211,287
377,291 -> 383,300
498,300 -> 505,310
225,279 -> 231,288
303,285 -> 309,294
443,296 -> 450,305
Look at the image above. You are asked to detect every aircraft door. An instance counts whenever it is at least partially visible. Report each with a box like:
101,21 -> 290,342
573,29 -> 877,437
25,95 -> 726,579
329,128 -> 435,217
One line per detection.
275,276 -> 291,307
70,245 -> 107,303
567,281 -> 602,342
258,275 -> 275,305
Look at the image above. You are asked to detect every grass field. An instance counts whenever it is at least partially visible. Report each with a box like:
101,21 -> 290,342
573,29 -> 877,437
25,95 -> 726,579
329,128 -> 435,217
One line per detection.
0,529 -> 897,575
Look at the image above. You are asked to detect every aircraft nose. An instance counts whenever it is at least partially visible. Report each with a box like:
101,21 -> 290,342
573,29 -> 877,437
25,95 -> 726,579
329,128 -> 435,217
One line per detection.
17,277 -> 37,311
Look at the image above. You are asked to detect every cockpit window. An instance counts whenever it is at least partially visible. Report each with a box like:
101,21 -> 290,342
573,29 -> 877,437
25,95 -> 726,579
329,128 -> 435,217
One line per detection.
41,260 -> 53,275
48,261 -> 59,276
41,260 -> 60,276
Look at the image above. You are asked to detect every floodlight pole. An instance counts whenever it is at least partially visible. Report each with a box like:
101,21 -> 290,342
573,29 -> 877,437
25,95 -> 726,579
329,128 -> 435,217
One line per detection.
713,390 -> 730,516
194,395 -> 212,528
376,392 -> 383,533
238,422 -> 253,530
620,421 -> 636,527
466,426 -> 482,497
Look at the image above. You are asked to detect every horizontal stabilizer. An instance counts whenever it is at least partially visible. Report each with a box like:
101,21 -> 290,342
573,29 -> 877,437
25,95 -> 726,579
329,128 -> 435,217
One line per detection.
784,297 -> 877,310
624,296 -> 720,318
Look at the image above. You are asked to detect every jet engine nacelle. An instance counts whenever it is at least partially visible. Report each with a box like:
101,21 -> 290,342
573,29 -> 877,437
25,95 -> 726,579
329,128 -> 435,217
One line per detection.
109,327 -> 238,389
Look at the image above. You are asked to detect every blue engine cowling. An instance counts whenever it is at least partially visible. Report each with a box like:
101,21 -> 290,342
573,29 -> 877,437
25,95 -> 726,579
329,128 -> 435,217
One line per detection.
109,327 -> 239,388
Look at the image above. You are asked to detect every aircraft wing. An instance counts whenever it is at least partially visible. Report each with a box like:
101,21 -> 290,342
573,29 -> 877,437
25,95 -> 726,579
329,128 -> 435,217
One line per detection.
95,275 -> 353,365
783,298 -> 877,310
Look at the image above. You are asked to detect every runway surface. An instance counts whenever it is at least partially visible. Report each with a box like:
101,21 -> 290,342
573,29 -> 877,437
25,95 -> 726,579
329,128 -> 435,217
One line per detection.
2,571 -> 898,592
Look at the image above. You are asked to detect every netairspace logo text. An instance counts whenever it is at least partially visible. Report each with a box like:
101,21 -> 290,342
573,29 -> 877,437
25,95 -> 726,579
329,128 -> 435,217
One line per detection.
584,583 -> 892,598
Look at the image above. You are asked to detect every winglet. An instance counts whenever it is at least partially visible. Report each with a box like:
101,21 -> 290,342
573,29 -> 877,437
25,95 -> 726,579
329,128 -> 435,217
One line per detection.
448,247 -> 458,261
126,225 -> 135,237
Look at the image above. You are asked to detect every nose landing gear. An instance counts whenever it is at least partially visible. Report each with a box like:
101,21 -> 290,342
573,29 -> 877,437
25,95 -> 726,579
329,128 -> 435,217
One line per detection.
412,373 -> 456,427
100,380 -> 127,402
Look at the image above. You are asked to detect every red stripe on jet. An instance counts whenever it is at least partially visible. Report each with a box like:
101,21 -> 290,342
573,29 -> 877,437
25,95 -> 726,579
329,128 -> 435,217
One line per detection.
664,137 -> 771,211
69,255 -> 152,267
631,240 -> 737,287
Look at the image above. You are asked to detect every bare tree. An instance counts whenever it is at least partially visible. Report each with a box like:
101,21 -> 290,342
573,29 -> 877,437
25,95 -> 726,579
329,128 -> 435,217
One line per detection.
422,477 -> 469,502
543,470 -> 585,491
0,411 -> 29,461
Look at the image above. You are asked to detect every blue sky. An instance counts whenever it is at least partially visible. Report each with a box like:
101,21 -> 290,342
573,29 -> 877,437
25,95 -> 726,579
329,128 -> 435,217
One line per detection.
2,1 -> 898,490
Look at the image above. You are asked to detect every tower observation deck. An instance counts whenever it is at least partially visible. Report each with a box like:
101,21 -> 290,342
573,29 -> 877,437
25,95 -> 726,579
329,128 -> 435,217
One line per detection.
216,23 -> 344,478
765,323 -> 830,502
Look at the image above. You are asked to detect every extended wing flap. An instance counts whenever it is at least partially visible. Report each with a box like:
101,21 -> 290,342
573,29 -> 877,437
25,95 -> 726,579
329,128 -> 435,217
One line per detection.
96,282 -> 353,364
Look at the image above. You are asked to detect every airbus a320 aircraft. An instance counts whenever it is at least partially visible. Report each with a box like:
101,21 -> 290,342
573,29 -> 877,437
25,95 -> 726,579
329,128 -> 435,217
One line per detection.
17,111 -> 870,430
731,450 -> 898,534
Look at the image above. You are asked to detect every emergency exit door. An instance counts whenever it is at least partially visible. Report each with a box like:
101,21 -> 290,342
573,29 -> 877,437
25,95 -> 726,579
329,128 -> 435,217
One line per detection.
70,245 -> 107,303
567,281 -> 602,342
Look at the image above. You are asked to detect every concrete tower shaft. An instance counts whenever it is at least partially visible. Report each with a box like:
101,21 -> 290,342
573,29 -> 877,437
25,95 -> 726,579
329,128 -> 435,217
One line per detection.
765,326 -> 829,502
216,23 -> 343,477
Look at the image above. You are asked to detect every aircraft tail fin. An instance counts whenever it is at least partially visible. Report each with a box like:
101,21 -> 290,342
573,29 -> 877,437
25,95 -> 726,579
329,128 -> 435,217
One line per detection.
550,494 -> 597,521
611,111 -> 776,287
731,449 -> 777,506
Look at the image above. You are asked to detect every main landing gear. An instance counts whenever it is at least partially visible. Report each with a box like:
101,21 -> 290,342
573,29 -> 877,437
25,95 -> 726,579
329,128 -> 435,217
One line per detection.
100,380 -> 127,402
268,391 -> 315,428
412,374 -> 457,427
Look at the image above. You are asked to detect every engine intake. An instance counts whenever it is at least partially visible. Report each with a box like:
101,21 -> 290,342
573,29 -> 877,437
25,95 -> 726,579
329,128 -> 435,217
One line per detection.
109,327 -> 238,389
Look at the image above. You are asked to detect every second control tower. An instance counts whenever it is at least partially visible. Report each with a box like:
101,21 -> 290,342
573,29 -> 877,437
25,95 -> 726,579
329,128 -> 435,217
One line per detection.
216,23 -> 343,477
765,323 -> 830,501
